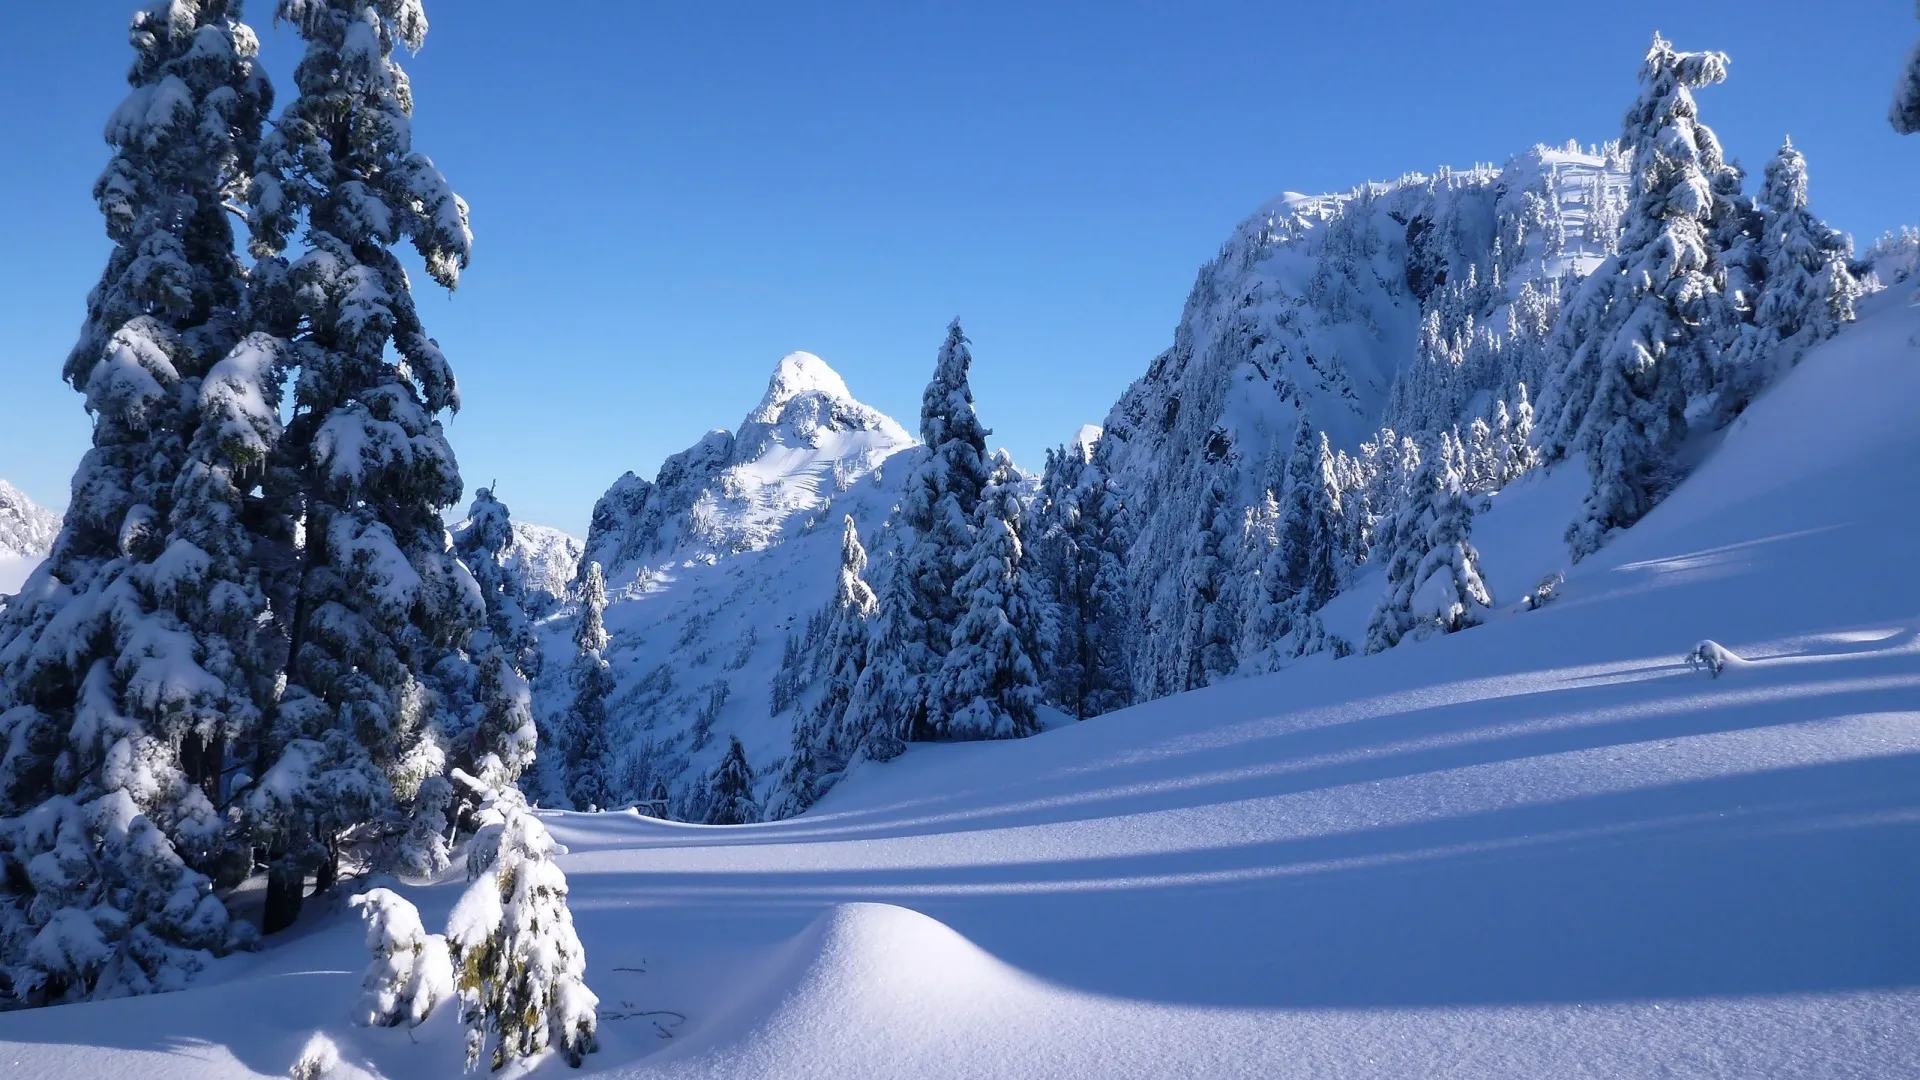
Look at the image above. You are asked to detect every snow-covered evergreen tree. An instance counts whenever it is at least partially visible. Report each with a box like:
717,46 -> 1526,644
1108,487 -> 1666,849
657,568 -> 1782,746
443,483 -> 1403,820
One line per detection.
1179,468 -> 1240,690
397,773 -> 453,877
1241,420 -> 1344,668
1032,435 -> 1132,719
240,0 -> 481,933
932,474 -> 1046,740
1465,417 -> 1497,494
1236,485 -> 1284,670
349,887 -> 453,1029
879,320 -> 993,740
447,767 -> 598,1071
1507,382 -> 1539,481
1541,34 -> 1740,560
772,517 -> 877,818
815,517 -> 878,745
838,548 -> 916,765
470,649 -> 535,784
1365,439 -> 1492,652
566,562 -> 613,813
455,488 -> 540,679
1281,430 -> 1347,646
1746,141 -> 1859,366
1866,226 -> 1920,288
704,737 -> 759,825
0,0 -> 271,1002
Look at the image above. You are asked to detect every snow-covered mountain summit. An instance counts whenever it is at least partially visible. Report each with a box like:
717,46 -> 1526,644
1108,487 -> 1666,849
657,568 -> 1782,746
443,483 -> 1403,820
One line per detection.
581,352 -> 913,581
0,480 -> 59,596
0,480 -> 58,561
542,352 -> 919,810
746,350 -> 859,425
503,522 -> 582,613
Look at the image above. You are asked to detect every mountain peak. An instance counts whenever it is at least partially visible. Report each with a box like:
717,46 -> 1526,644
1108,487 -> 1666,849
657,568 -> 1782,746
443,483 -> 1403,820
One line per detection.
750,351 -> 855,424
0,479 -> 61,595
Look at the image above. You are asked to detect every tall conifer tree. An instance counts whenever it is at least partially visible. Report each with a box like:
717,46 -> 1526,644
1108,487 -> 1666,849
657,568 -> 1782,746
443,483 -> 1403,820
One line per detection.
566,563 -> 614,813
933,473 -> 1046,740
0,0 -> 271,1003
1542,34 -> 1740,559
241,0 -> 479,933
1893,4 -> 1920,136
891,320 -> 991,738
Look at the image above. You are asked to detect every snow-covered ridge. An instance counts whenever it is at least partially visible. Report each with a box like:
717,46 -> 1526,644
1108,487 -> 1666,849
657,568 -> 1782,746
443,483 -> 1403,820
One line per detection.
0,480 -> 59,596
746,350 -> 857,425
505,521 -> 583,611
0,479 -> 58,561
581,352 -> 912,577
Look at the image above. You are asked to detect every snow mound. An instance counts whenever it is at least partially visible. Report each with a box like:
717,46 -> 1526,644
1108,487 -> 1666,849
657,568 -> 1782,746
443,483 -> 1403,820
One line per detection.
640,903 -> 1037,1078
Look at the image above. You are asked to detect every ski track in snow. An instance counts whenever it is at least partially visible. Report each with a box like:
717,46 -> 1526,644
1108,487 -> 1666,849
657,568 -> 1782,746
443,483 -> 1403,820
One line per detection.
4,263 -> 1920,1080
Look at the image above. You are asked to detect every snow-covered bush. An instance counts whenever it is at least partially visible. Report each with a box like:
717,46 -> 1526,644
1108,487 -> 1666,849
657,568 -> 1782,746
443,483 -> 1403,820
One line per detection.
446,768 -> 598,1071
349,888 -> 453,1029
289,1032 -> 343,1080
1521,572 -> 1565,611
1686,640 -> 1745,678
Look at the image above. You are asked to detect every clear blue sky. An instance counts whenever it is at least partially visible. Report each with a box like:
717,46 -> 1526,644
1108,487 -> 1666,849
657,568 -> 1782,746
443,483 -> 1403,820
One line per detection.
1,2 -> 1913,536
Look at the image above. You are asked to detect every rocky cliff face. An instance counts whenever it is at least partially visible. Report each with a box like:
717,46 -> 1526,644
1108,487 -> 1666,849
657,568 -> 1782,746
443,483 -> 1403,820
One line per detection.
1099,144 -> 1628,696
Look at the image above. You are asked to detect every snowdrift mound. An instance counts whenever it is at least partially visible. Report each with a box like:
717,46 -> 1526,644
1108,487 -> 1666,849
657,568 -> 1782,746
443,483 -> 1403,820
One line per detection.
631,903 -> 1055,1079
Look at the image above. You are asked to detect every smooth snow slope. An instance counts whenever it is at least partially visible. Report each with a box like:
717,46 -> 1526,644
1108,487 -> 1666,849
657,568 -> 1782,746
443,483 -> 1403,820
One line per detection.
4,298 -> 1919,1077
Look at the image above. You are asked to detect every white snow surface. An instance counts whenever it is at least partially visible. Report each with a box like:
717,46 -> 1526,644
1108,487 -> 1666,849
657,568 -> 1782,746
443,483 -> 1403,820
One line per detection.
3,294 -> 1917,1077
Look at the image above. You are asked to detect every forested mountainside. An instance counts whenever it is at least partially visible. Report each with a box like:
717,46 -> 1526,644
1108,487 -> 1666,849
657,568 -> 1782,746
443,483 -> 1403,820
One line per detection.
544,146 -> 1637,816
1097,144 -> 1627,697
541,54 -> 1875,823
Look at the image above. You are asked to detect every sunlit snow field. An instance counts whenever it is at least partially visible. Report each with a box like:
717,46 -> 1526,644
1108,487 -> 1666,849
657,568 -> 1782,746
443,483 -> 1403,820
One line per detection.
3,297 -> 1918,1077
